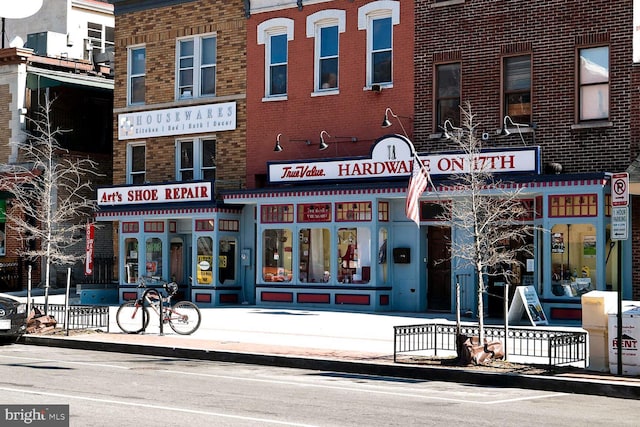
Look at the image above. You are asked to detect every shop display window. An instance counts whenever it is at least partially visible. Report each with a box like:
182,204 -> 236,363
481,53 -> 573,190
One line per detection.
145,238 -> 163,277
298,228 -> 330,283
218,238 -> 236,284
262,229 -> 293,282
335,202 -> 371,222
337,227 -> 371,284
377,228 -> 388,284
196,236 -> 213,285
124,238 -> 139,284
550,223 -> 596,298
261,204 -> 294,223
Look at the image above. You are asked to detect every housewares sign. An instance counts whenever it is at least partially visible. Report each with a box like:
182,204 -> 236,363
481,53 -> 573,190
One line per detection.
118,102 -> 236,140
268,135 -> 540,184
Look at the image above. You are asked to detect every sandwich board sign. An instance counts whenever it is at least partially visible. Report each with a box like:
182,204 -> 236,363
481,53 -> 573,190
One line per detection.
507,285 -> 549,326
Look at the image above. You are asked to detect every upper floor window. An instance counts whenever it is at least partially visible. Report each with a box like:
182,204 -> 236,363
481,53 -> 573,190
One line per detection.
307,10 -> 346,94
436,62 -> 460,127
127,143 -> 146,184
258,18 -> 294,99
128,46 -> 145,105
503,55 -> 531,124
177,35 -> 217,99
177,138 -> 216,181
87,22 -> 114,61
358,1 -> 400,88
579,46 -> 609,121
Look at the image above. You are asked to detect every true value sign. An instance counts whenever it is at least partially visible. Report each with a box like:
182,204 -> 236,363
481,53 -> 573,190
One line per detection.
268,135 -> 540,183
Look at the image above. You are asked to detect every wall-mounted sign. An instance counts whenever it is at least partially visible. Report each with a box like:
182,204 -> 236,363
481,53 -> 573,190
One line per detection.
118,102 -> 236,140
98,182 -> 212,206
298,203 -> 332,222
268,135 -> 540,184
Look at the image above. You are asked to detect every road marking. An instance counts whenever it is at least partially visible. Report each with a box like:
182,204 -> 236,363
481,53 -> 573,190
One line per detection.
0,386 -> 315,426
1,354 -> 567,405
0,354 -> 130,370
161,369 -> 566,404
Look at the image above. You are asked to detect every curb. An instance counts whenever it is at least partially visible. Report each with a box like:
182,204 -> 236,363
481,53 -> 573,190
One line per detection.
21,335 -> 640,400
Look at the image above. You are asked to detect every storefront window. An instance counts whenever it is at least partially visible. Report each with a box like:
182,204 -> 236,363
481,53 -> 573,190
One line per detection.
262,229 -> 293,282
298,228 -> 330,283
196,236 -> 213,285
146,237 -> 163,277
337,227 -> 371,284
124,238 -> 139,283
550,223 -> 596,298
377,228 -> 388,284
218,238 -> 236,284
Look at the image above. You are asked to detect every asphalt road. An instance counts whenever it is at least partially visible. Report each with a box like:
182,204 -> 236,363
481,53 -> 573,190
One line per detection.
0,345 -> 638,427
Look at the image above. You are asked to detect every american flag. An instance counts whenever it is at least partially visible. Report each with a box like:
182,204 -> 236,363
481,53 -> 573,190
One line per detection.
405,155 -> 430,226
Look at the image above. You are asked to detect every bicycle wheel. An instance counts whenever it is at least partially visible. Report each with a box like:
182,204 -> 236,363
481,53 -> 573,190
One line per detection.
116,301 -> 150,334
168,301 -> 201,335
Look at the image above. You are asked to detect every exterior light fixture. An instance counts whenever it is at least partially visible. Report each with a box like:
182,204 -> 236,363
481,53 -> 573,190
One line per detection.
501,116 -> 531,145
318,131 -> 358,151
274,133 -> 283,152
319,130 -> 330,151
381,107 -> 412,137
441,119 -> 462,139
274,133 -> 312,152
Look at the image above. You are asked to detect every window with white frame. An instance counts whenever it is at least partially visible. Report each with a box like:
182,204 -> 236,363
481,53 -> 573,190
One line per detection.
307,10 -> 346,93
128,46 -> 146,105
358,1 -> 400,88
87,22 -> 114,60
177,138 -> 216,181
177,35 -> 217,99
127,143 -> 146,184
579,46 -> 609,121
258,18 -> 294,98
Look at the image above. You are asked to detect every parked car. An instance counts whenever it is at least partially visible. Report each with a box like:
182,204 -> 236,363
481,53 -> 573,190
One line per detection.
0,294 -> 27,343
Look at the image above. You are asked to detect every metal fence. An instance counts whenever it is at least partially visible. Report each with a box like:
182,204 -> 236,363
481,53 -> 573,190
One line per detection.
393,323 -> 587,367
33,303 -> 110,331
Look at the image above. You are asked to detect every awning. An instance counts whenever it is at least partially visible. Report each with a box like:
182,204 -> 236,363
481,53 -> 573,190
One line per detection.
26,67 -> 113,91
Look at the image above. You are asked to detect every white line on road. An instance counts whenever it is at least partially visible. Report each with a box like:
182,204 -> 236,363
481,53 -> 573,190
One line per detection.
0,386 -> 315,427
0,353 -> 566,405
161,369 -> 566,405
0,354 -> 131,370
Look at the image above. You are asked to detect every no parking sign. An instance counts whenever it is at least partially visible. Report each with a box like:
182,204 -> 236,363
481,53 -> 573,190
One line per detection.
611,172 -> 629,207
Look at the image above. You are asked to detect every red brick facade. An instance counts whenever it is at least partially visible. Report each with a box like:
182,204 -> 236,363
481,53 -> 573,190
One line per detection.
245,1 -> 414,188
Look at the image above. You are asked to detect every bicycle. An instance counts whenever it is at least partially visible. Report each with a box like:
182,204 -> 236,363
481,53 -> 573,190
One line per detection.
116,276 -> 202,335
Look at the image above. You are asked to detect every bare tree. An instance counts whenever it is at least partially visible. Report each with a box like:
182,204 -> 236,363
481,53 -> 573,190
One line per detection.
0,93 -> 101,312
441,104 -> 534,347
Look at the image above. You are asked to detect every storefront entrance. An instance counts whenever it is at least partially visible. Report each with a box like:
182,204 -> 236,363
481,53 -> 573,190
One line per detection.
427,226 -> 451,311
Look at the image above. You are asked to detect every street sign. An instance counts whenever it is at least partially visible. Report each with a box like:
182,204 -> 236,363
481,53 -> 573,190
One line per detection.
611,172 -> 629,207
612,206 -> 629,240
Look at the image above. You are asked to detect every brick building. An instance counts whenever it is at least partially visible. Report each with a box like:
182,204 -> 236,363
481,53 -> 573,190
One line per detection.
405,0 -> 635,320
101,0 -> 247,304
104,0 -> 637,320
0,0 -> 114,291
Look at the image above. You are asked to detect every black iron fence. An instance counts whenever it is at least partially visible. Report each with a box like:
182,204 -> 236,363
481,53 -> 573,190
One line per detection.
33,303 -> 110,331
82,257 -> 116,284
393,323 -> 587,367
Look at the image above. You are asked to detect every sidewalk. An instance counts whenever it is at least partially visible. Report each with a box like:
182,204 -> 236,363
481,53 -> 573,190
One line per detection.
14,291 -> 640,400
